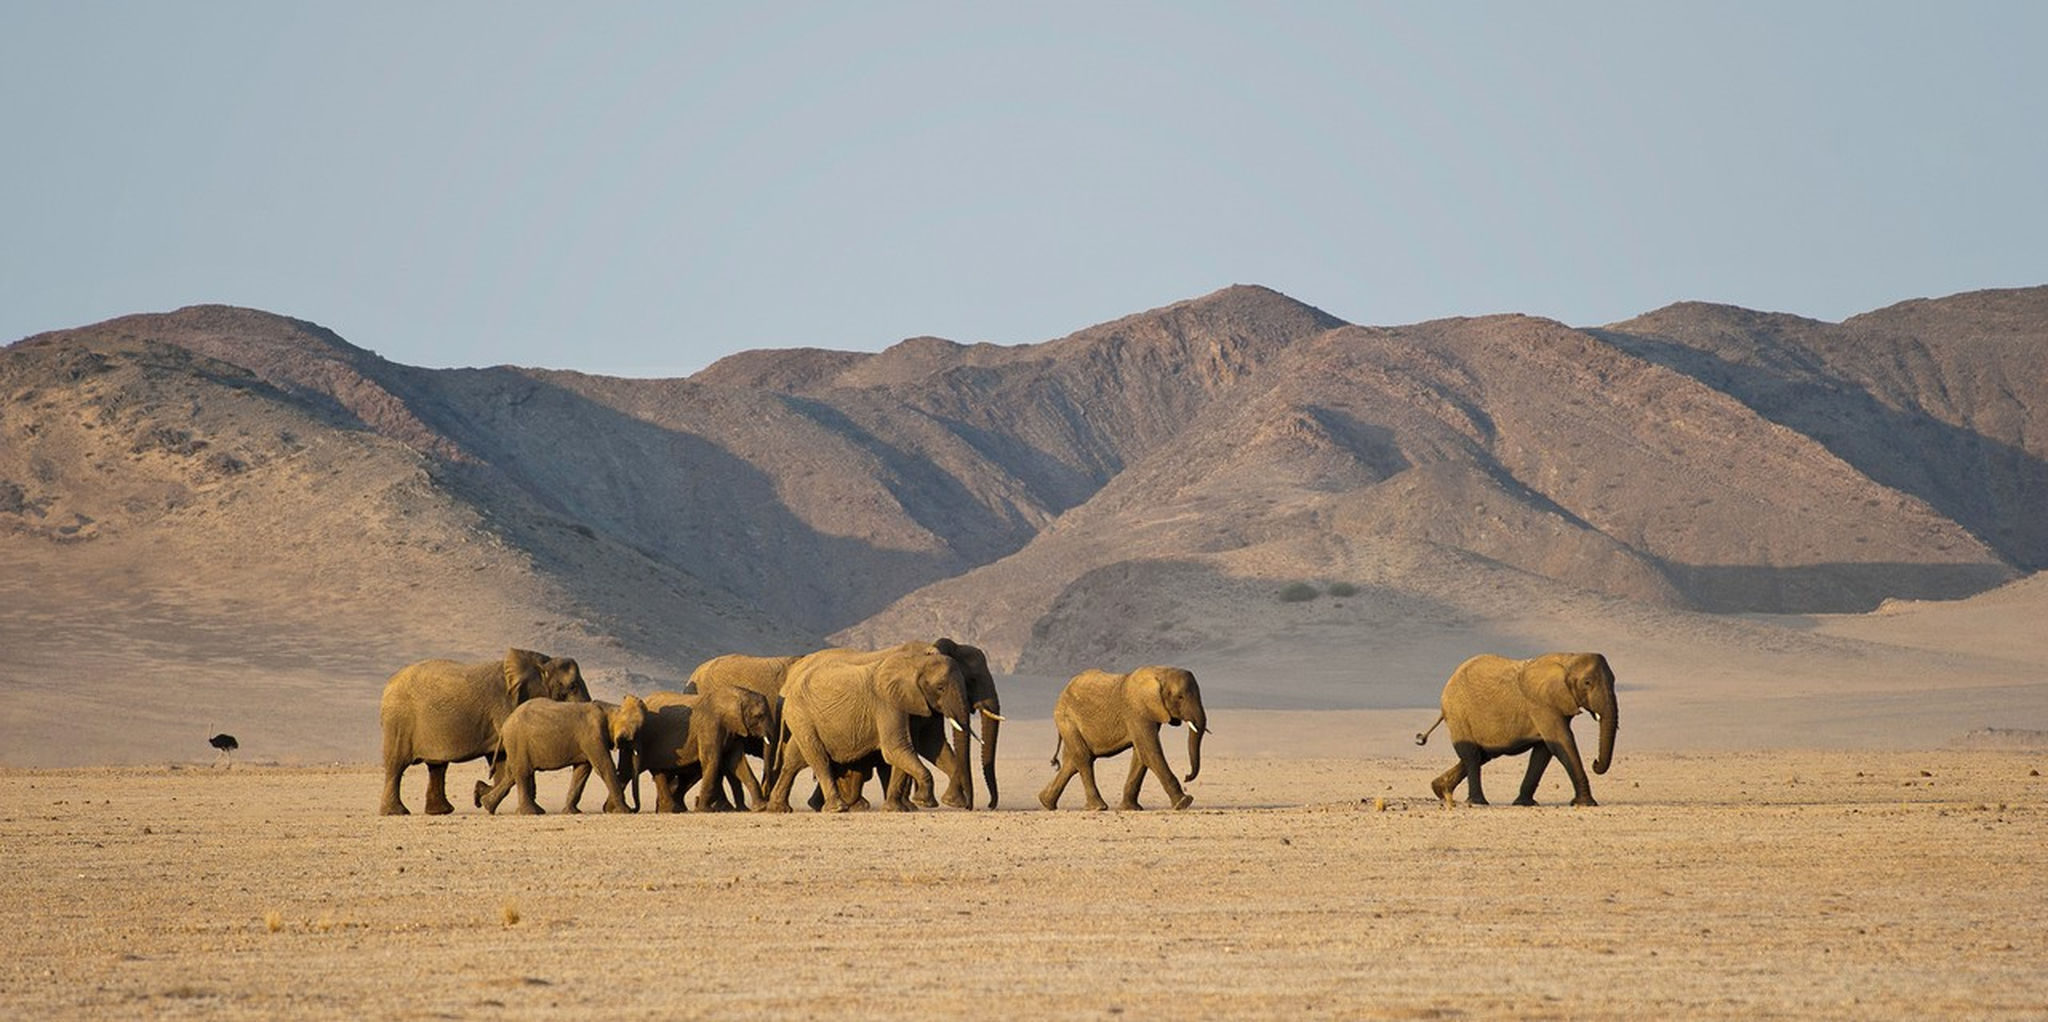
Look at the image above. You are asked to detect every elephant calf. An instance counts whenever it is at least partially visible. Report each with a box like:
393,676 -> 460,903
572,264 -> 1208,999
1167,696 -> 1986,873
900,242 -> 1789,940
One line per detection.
476,697 -> 647,815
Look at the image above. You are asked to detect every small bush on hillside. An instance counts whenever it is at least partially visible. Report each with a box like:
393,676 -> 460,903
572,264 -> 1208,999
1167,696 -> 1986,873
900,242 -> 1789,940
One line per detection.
1327,581 -> 1359,598
1278,582 -> 1320,603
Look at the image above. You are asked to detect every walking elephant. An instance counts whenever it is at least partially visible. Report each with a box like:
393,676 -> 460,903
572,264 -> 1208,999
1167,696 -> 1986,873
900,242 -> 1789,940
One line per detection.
1039,666 -> 1208,811
683,653 -> 797,806
826,638 -> 1005,810
475,697 -> 648,815
1415,652 -> 1618,806
378,648 -> 591,815
766,643 -> 971,812
630,688 -> 776,812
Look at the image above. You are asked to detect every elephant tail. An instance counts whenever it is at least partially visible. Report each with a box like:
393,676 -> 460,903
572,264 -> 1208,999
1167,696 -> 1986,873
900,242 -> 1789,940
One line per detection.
1415,713 -> 1444,746
1048,733 -> 1063,769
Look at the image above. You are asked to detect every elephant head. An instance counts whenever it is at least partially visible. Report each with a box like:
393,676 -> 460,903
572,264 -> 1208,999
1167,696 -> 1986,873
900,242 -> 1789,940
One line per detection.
1138,666 -> 1207,782
883,646 -> 972,736
608,696 -> 648,812
1532,653 -> 1618,775
504,648 -> 593,704
933,637 -> 1003,807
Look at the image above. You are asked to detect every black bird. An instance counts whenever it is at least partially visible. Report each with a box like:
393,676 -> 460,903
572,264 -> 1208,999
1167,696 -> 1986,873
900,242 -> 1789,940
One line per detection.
210,732 -> 239,767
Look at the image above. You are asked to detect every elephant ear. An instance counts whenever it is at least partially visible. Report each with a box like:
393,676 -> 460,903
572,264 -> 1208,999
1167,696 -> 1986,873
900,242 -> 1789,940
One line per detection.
1131,667 -> 1173,723
932,637 -> 960,658
882,653 -> 933,715
503,648 -> 547,698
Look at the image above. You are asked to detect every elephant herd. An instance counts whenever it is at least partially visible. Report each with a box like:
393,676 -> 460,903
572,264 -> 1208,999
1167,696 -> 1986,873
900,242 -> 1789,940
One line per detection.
377,642 -> 1618,816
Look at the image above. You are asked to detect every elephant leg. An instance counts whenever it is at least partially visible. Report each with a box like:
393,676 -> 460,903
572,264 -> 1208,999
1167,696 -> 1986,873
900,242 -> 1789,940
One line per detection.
653,772 -> 680,813
879,748 -> 930,813
423,762 -> 456,815
560,762 -> 591,813
791,729 -> 845,812
934,729 -> 971,809
839,766 -> 873,811
1515,745 -> 1553,806
763,742 -> 802,813
1075,757 -> 1109,811
478,763 -> 515,815
693,744 -> 732,813
514,768 -> 545,815
1038,738 -> 1084,811
1453,741 -> 1489,805
1545,728 -> 1598,806
1130,726 -> 1191,810
1119,754 -> 1148,810
1430,761 -> 1465,804
380,746 -> 411,815
730,746 -> 766,808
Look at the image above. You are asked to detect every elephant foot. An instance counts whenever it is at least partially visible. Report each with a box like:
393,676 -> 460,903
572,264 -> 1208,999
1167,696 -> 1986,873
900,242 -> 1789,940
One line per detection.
1086,802 -> 1109,812
882,799 -> 916,812
1118,800 -> 1143,811
1513,796 -> 1538,806
761,802 -> 792,814
1037,791 -> 1059,810
848,796 -> 872,811
940,790 -> 969,810
516,803 -> 544,815
380,801 -> 409,816
1171,793 -> 1194,811
603,801 -> 629,814
1466,794 -> 1490,806
472,781 -> 488,808
1572,795 -> 1599,807
560,804 -> 583,815
1429,776 -> 1453,800
424,800 -> 455,816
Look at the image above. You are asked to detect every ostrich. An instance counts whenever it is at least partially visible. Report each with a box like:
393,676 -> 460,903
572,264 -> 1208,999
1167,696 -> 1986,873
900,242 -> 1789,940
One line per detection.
209,732 -> 239,768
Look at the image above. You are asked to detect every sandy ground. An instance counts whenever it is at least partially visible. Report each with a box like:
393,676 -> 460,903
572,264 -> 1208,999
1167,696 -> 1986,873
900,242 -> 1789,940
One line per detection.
4,733 -> 2045,1020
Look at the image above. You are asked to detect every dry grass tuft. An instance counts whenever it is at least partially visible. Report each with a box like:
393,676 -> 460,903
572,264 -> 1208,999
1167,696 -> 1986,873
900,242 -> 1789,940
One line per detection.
263,909 -> 283,933
500,900 -> 521,927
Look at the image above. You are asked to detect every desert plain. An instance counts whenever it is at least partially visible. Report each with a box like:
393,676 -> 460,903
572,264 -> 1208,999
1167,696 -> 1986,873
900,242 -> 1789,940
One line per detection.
4,724 -> 2045,1020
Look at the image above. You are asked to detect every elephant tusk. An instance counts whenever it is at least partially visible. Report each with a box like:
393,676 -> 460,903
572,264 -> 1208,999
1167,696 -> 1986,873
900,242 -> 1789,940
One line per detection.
980,709 -> 1007,722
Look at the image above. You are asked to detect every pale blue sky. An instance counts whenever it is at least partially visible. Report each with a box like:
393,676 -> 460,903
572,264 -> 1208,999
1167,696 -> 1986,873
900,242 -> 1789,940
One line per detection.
5,3 -> 2043,376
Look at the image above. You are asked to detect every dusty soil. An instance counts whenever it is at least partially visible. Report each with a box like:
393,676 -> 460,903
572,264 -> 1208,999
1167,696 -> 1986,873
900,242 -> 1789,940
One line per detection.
5,740 -> 2044,1020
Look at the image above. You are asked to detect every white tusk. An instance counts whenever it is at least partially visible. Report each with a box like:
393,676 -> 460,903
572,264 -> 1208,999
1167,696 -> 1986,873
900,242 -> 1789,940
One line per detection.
980,709 -> 1007,722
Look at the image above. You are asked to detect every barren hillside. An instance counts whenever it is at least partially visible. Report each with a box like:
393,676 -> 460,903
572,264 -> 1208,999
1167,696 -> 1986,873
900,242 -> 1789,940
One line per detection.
3,284 -> 2043,765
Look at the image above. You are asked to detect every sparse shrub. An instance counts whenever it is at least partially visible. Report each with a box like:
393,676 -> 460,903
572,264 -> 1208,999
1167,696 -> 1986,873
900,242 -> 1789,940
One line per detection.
263,909 -> 283,933
1327,581 -> 1359,598
500,900 -> 522,926
1278,582 -> 1320,603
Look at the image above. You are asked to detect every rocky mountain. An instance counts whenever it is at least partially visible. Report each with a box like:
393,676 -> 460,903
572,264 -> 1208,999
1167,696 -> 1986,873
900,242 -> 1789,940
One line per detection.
3,284 -> 2042,762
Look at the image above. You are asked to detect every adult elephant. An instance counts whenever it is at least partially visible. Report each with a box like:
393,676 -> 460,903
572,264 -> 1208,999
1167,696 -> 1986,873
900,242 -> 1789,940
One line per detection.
766,643 -> 971,812
1039,666 -> 1208,811
1415,652 -> 1618,807
378,648 -> 591,815
631,688 -> 777,812
682,654 -> 797,806
828,638 -> 1004,810
475,697 -> 647,815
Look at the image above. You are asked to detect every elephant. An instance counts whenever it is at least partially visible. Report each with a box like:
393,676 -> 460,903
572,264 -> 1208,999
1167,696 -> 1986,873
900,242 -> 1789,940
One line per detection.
766,643 -> 972,812
378,648 -> 591,815
1415,652 -> 1618,807
629,688 -> 777,812
823,638 -> 1005,810
682,654 -> 798,806
1039,666 -> 1208,811
475,696 -> 648,815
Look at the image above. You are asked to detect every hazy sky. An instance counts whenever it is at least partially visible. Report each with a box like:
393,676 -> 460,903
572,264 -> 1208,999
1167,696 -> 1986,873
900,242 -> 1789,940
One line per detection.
5,4 -> 2044,376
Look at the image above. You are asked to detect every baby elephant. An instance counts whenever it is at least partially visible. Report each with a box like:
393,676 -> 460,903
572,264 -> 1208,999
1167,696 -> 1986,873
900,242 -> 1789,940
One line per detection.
475,696 -> 647,815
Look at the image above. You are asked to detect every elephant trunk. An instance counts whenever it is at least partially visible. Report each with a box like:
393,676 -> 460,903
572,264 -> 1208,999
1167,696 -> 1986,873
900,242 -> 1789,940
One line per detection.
979,711 -> 1000,809
618,743 -> 639,812
761,698 -> 784,797
1184,710 -> 1205,783
1593,704 -> 1617,775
